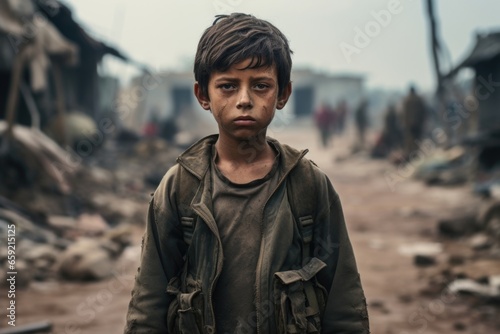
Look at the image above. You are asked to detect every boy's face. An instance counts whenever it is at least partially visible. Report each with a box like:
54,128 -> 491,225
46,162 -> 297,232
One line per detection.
195,58 -> 291,142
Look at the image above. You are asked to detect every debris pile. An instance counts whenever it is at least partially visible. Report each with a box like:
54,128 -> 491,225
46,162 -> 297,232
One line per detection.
0,126 -> 181,288
409,199 -> 500,328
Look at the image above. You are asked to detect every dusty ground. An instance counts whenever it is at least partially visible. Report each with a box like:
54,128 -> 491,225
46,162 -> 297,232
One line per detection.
2,121 -> 499,333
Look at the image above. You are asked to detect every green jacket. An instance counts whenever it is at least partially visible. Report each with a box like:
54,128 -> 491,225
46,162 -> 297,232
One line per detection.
125,135 -> 369,333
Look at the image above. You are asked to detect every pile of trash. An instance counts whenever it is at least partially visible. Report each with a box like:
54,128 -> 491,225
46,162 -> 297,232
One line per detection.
434,200 -> 500,301
0,124 -> 181,288
403,198 -> 500,328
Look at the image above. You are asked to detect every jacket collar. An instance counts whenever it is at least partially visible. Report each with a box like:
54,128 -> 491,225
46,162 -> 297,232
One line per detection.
176,134 -> 308,180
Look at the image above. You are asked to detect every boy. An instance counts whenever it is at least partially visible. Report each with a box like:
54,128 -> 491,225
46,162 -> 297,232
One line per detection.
125,13 -> 369,334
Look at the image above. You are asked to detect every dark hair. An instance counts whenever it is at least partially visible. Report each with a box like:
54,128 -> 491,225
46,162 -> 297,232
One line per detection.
194,13 -> 293,98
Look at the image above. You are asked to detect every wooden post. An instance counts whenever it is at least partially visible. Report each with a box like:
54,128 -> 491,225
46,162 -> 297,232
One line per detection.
2,46 -> 28,150
52,62 -> 67,147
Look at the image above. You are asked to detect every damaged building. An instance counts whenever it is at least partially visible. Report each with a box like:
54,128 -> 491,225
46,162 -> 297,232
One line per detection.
444,31 -> 500,195
0,0 -> 128,147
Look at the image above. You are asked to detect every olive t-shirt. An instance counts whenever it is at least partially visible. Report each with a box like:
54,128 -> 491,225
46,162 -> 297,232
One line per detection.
211,147 -> 280,334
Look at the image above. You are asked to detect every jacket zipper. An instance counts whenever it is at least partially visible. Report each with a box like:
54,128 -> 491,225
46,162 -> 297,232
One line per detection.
255,150 -> 308,334
193,203 -> 224,332
179,158 -> 224,332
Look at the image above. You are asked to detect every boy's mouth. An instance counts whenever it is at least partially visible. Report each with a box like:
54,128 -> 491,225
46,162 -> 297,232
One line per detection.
233,116 -> 256,126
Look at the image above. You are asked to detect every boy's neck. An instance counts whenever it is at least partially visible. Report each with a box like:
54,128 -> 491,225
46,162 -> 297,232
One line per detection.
215,131 -> 274,165
214,132 -> 277,184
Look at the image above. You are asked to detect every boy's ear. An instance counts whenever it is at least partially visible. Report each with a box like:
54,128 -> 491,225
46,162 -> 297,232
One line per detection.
194,82 -> 211,110
276,82 -> 292,110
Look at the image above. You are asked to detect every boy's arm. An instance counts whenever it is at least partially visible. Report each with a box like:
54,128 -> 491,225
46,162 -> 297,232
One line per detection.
314,174 -> 370,333
124,166 -> 186,333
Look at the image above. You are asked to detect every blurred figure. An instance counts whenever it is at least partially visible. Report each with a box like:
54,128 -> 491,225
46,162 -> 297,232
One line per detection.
383,104 -> 403,150
143,106 -> 160,138
335,99 -> 348,135
354,98 -> 369,149
402,86 -> 427,158
371,104 -> 403,158
314,102 -> 336,147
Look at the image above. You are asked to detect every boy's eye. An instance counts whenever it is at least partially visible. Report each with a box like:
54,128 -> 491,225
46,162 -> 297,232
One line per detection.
254,83 -> 269,90
218,83 -> 236,90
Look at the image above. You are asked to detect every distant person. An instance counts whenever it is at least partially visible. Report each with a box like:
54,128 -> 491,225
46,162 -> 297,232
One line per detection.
354,98 -> 369,148
335,99 -> 348,135
143,107 -> 160,138
383,104 -> 403,151
371,104 -> 403,158
314,102 -> 336,147
125,13 -> 369,333
402,85 -> 427,158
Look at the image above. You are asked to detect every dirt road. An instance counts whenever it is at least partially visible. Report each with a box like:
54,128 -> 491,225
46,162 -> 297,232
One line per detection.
4,121 -> 498,333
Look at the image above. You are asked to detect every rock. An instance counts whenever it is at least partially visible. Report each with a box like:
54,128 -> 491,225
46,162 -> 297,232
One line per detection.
48,213 -> 110,239
88,167 -> 115,187
0,209 -> 57,243
58,238 -> 115,281
469,234 -> 492,250
414,255 -> 437,267
76,213 -> 109,235
477,200 -> 500,240
399,242 -> 443,256
91,194 -> 145,225
57,226 -> 131,281
47,215 -> 76,231
23,243 -> 60,281
477,200 -> 500,227
438,215 -> 478,237
448,276 -> 500,299
24,243 -> 59,263
485,217 -> 500,241
45,111 -> 98,148
370,299 -> 385,309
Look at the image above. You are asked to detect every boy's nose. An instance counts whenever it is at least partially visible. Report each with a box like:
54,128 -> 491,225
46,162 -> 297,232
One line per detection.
236,89 -> 253,109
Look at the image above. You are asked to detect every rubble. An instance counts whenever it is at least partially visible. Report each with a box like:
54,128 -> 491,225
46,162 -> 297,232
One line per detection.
0,131 -> 180,288
58,226 -> 131,281
448,276 -> 500,300
414,254 -> 437,267
398,242 -> 443,256
412,146 -> 472,186
438,215 -> 478,237
412,197 -> 500,325
469,233 -> 492,251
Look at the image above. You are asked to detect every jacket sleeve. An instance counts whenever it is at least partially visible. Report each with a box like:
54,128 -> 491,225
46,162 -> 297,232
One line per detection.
124,165 -> 187,333
314,173 -> 370,333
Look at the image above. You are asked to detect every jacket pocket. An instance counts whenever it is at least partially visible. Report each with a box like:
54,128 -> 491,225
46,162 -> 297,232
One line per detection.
274,257 -> 328,334
167,276 -> 204,334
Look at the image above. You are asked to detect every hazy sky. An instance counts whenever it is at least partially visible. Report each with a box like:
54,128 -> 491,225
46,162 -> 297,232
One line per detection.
63,0 -> 500,91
